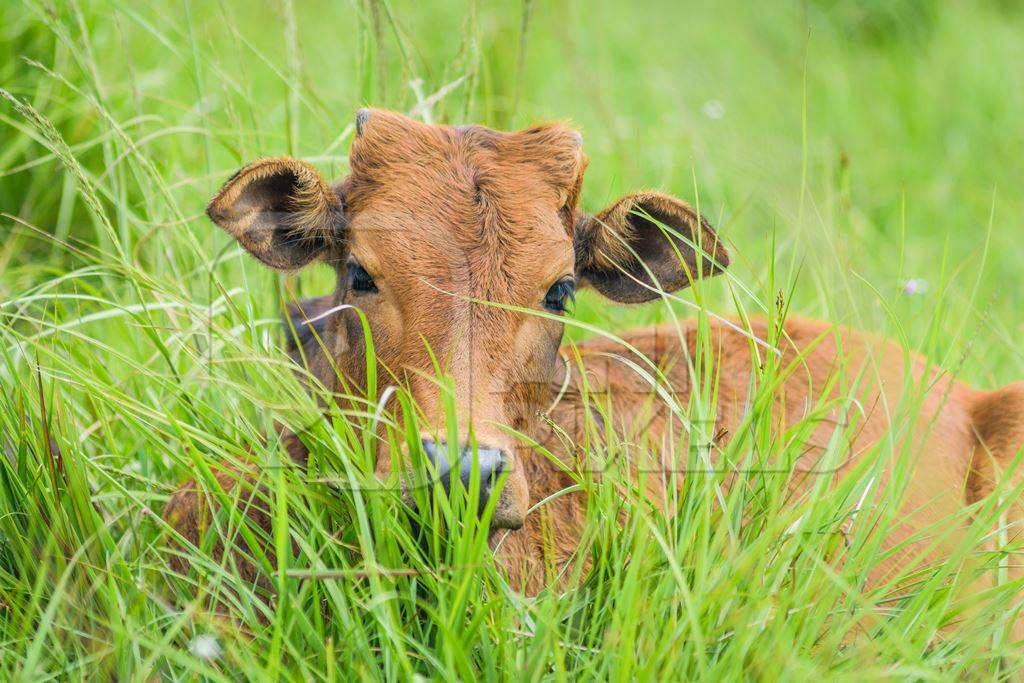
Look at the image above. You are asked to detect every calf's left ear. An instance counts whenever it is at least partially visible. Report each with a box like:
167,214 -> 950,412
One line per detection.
206,157 -> 343,270
575,192 -> 729,303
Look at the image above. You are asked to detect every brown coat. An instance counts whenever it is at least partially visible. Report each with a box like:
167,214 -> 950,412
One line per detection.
166,109 -> 1024,636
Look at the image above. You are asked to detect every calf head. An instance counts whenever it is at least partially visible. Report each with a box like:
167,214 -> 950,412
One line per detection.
205,108 -> 729,530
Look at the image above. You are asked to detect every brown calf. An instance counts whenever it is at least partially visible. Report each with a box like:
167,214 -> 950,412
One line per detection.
166,109 -> 1024,630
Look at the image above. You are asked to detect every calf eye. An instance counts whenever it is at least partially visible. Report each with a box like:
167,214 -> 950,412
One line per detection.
347,261 -> 378,293
544,277 -> 576,313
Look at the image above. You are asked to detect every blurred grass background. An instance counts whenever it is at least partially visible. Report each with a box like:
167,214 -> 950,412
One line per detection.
2,0 -> 1024,678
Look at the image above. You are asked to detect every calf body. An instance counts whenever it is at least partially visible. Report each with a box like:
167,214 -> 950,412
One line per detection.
167,109 -> 1023,636
504,317 -> 1024,599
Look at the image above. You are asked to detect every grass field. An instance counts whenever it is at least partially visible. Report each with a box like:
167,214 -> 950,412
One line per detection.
3,0 -> 1024,679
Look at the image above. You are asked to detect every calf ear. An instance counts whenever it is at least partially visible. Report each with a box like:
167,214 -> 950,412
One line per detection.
206,157 -> 343,270
575,192 -> 729,303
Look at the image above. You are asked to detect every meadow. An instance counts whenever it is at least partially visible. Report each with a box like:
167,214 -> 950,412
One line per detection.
2,0 -> 1024,679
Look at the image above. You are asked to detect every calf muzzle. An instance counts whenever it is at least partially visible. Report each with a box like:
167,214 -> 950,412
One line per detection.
420,439 -> 506,516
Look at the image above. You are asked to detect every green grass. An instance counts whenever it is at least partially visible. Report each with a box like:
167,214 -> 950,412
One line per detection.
2,0 -> 1024,679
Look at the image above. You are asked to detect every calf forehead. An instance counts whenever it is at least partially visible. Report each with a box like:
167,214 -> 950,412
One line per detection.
345,112 -> 582,224
343,111 -> 581,292
351,207 -> 572,305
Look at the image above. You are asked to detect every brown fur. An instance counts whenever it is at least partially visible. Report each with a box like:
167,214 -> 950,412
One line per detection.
207,156 -> 343,270
169,110 -> 1024,638
163,461 -> 274,590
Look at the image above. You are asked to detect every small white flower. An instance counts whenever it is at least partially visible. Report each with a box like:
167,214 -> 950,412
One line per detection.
701,99 -> 725,120
189,633 -> 223,661
903,278 -> 928,295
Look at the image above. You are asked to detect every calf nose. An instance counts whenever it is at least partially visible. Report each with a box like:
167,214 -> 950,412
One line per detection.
420,439 -> 505,510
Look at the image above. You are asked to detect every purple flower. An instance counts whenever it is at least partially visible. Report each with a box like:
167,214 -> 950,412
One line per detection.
903,278 -> 928,295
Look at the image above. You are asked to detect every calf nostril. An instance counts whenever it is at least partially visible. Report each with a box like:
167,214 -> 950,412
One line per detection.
457,447 -> 505,491
421,439 -> 453,490
419,440 -> 507,509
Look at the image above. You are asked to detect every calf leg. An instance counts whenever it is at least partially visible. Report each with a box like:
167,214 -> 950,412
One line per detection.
163,461 -> 274,590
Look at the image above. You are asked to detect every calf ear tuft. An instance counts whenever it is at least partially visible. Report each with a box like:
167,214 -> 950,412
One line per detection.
206,157 -> 344,270
575,192 -> 729,303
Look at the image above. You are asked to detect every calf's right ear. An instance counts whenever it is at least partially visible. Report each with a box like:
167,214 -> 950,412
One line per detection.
206,157 -> 343,270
